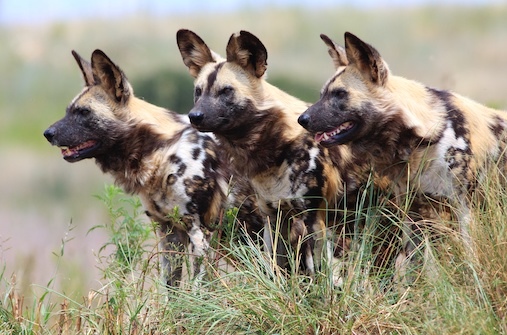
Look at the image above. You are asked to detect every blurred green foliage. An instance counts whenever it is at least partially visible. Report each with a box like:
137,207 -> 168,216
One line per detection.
133,69 -> 319,114
134,69 -> 195,114
1,5 -> 506,149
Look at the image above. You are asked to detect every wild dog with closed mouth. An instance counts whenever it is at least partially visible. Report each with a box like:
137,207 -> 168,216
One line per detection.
43,49 -> 261,288
298,32 -> 507,271
176,29 -> 372,276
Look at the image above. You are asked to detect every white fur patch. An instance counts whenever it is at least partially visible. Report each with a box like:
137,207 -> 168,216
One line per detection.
306,147 -> 320,173
418,121 -> 468,198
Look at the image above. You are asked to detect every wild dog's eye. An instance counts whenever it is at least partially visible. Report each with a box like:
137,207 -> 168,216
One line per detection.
194,87 -> 202,101
333,89 -> 348,99
75,107 -> 90,116
219,86 -> 234,96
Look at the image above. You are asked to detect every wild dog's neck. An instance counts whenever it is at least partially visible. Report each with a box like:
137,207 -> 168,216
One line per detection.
127,98 -> 188,138
340,76 -> 438,176
385,76 -> 446,140
216,106 -> 298,177
94,125 -> 173,194
95,99 -> 187,194
351,107 -> 426,181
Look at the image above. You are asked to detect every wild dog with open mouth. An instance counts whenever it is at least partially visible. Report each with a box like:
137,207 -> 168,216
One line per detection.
298,32 -> 507,272
176,29 -> 373,276
43,49 -> 261,287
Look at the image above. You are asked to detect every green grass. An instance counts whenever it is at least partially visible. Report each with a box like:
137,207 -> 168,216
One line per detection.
1,176 -> 506,334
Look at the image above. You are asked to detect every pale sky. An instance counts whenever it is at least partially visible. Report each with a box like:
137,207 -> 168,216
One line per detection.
1,0 -> 502,25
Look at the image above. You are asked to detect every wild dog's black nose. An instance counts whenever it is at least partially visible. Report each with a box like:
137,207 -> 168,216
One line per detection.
188,111 -> 204,126
298,113 -> 310,129
43,127 -> 56,142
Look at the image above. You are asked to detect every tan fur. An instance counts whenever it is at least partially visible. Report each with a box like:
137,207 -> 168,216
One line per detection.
44,49 -> 263,288
299,32 -> 507,281
177,30 -> 379,280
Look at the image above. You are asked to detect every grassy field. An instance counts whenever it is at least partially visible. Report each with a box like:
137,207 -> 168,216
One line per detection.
1,3 -> 507,334
2,178 -> 507,334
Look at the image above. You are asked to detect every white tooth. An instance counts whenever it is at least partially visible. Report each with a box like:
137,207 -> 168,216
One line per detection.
323,132 -> 329,140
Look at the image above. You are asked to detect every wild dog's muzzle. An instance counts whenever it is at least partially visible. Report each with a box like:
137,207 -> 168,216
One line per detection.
43,125 -> 100,162
298,108 -> 360,147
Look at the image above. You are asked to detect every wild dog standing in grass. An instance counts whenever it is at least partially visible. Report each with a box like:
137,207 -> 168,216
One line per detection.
298,32 -> 507,277
43,49 -> 261,288
176,29 -> 372,278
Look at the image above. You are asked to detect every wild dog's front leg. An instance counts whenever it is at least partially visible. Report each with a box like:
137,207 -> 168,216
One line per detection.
307,216 -> 334,281
289,218 -> 313,274
158,224 -> 188,288
257,199 -> 290,269
392,188 -> 427,286
264,213 -> 291,269
316,226 -> 334,277
394,219 -> 424,286
183,214 -> 211,282
394,194 -> 453,286
453,195 -> 476,260
458,207 -> 472,248
290,212 -> 331,278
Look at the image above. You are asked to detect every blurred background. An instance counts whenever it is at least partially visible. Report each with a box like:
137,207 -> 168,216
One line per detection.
1,0 -> 506,300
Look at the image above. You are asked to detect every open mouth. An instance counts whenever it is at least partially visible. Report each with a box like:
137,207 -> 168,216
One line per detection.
60,140 -> 99,162
314,121 -> 358,146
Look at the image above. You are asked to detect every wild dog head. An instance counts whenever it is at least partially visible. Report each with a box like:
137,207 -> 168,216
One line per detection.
177,29 -> 283,140
44,50 -> 137,162
298,32 -> 395,148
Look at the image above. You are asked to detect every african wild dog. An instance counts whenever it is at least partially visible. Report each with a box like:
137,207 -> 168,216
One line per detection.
43,49 -> 261,288
176,29 -> 373,277
298,32 -> 507,273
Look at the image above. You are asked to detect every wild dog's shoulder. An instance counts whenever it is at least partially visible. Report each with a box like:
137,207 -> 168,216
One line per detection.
428,87 -> 507,161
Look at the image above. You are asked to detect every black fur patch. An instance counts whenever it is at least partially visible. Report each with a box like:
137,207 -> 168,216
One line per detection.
166,174 -> 178,185
96,124 -> 166,179
184,175 -> 216,220
206,63 -> 225,93
192,147 -> 201,160
215,105 -> 296,177
490,115 -> 506,137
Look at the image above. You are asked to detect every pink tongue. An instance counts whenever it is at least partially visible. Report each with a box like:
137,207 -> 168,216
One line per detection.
315,133 -> 324,142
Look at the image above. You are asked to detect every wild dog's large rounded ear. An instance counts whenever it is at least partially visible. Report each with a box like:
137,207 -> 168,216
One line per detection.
91,49 -> 131,104
72,50 -> 95,86
320,34 -> 348,70
177,29 -> 219,78
226,30 -> 267,78
344,32 -> 389,86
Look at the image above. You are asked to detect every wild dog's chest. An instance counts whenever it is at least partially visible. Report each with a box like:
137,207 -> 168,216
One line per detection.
138,131 -> 223,225
251,146 -> 323,209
